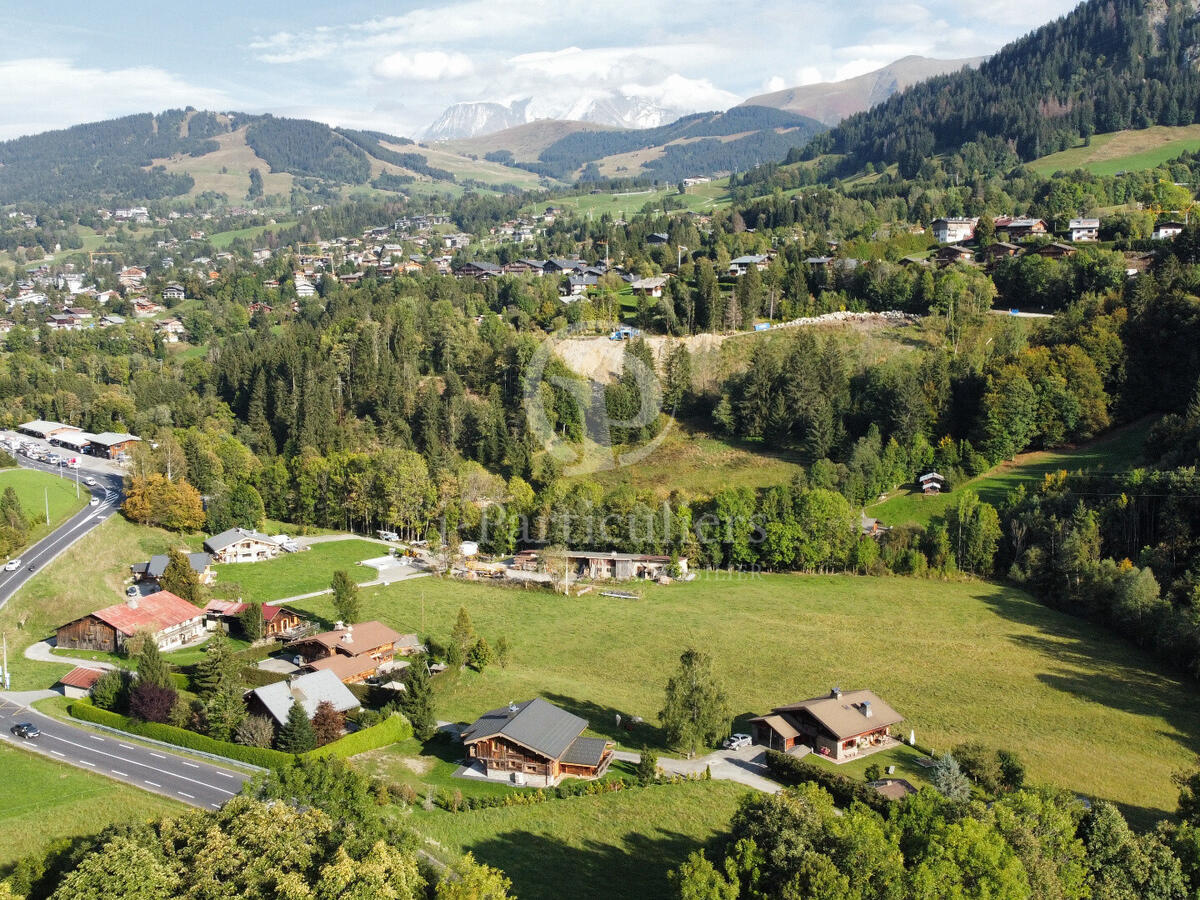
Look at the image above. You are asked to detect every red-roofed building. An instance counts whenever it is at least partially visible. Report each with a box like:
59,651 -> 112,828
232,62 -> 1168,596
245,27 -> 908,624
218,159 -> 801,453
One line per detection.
56,591 -> 206,653
57,666 -> 104,699
203,599 -> 305,639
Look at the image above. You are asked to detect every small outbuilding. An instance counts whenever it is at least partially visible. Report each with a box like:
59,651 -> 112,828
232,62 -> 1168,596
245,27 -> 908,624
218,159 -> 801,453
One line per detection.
57,666 -> 105,699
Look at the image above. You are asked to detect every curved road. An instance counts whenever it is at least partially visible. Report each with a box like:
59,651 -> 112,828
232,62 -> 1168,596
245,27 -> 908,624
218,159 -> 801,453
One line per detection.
0,693 -> 248,809
0,454 -> 124,610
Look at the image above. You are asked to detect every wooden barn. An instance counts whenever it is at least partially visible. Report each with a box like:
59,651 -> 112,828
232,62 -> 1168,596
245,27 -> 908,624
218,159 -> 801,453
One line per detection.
57,591 -> 206,653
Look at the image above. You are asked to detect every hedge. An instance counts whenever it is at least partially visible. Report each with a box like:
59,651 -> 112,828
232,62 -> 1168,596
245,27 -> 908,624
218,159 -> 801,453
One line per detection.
239,665 -> 289,688
67,702 -> 412,768
764,750 -> 890,813
68,702 -> 288,768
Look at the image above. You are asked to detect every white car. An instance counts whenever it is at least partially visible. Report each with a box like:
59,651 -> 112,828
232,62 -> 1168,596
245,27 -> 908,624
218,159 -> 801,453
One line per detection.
89,497 -> 100,507
4,559 -> 22,572
84,477 -> 96,486
722,733 -> 752,751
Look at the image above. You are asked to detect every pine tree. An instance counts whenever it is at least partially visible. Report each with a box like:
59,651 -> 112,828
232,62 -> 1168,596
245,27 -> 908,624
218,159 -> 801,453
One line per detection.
134,638 -> 172,689
449,606 -> 475,656
467,637 -> 495,671
277,701 -> 316,753
331,570 -> 360,624
204,678 -> 246,742
159,548 -> 202,604
400,658 -> 436,740
193,631 -> 236,698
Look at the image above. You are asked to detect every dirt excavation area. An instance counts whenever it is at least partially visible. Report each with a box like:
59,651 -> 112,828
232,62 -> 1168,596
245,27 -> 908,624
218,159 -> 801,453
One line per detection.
553,311 -> 917,382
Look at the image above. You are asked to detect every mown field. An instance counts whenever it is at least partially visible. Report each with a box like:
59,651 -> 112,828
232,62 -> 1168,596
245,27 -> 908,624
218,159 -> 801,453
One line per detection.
870,419 -> 1148,526
0,466 -> 88,553
291,571 -> 1200,825
412,780 -> 749,900
0,743 -> 182,867
1027,124 -> 1200,176
211,538 -> 383,606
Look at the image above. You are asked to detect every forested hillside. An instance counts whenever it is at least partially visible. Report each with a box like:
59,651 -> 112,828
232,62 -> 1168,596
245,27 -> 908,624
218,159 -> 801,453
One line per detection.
0,110 -> 230,204
798,0 -> 1200,176
526,106 -> 826,180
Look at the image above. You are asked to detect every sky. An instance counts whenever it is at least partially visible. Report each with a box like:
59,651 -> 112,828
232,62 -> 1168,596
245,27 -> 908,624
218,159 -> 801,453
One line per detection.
0,0 -> 1083,141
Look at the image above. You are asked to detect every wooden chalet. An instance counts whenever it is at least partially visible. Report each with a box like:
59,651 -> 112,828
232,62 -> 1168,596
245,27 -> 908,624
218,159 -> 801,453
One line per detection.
203,528 -> 279,564
511,549 -> 686,581
1035,242 -> 1077,259
751,689 -> 903,762
287,620 -> 413,683
919,472 -> 945,495
57,590 -> 205,653
460,698 -> 614,786
934,245 -> 975,266
983,242 -> 1021,264
202,600 -> 305,638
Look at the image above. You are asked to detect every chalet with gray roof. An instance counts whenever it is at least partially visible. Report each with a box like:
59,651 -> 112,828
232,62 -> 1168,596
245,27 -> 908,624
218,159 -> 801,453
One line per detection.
203,527 -> 279,564
130,552 -> 214,586
460,697 -> 614,786
245,669 -> 360,729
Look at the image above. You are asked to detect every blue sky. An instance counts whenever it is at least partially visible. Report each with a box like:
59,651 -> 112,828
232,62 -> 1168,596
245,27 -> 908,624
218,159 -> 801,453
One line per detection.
0,0 -> 1082,140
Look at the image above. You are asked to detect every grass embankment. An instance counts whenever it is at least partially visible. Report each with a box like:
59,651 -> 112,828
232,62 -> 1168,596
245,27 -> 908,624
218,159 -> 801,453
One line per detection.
870,420 -> 1148,527
0,743 -> 182,867
0,466 -> 88,552
291,571 -> 1200,824
211,538 -> 383,606
0,516 -> 205,690
1027,124 -> 1200,177
413,779 -> 748,900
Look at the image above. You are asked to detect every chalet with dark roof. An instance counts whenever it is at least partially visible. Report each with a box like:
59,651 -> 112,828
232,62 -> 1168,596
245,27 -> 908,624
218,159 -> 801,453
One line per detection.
460,697 -> 614,786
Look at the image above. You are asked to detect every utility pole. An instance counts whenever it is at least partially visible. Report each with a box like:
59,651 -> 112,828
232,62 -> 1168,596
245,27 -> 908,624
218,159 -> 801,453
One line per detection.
2,633 -> 8,690
44,487 -> 49,526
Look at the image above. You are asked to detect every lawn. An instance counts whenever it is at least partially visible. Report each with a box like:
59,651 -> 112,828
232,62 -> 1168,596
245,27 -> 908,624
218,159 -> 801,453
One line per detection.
0,515 -> 205,690
289,570 -> 1200,825
208,220 -> 296,249
568,420 -> 804,498
0,742 -> 182,868
1027,124 -> 1200,176
211,538 -> 384,606
356,732 -> 638,804
413,779 -> 748,900
0,466 -> 88,552
869,419 -> 1149,527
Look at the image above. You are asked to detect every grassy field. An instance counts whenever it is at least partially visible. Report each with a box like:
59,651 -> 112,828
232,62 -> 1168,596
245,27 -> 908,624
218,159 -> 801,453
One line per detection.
870,420 -> 1148,527
0,743 -> 182,867
0,515 -> 205,690
536,180 -> 731,219
0,466 -> 88,554
154,127 -> 294,199
211,538 -> 385,606
570,421 -> 804,498
290,571 -> 1200,825
413,780 -> 748,900
208,220 -> 296,249
1028,124 -> 1200,176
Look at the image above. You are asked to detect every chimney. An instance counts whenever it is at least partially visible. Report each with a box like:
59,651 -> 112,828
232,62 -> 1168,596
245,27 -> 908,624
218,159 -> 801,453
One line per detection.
334,621 -> 345,631
831,686 -> 841,700
863,701 -> 872,718
507,700 -> 518,714
126,596 -> 139,609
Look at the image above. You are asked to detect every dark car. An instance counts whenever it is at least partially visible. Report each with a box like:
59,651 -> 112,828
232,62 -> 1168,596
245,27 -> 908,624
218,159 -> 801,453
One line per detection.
11,723 -> 40,739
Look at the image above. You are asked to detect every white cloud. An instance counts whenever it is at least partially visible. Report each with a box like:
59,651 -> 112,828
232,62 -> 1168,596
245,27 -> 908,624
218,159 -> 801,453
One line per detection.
620,73 -> 739,112
795,66 -> 825,86
0,58 -> 231,140
764,75 -> 787,92
373,50 -> 474,81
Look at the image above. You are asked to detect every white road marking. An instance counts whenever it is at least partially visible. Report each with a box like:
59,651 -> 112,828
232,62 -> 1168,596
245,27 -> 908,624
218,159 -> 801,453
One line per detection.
215,771 -> 235,778
181,761 -> 199,769
51,750 -> 65,757
111,770 -> 128,777
149,752 -> 166,758
118,743 -> 135,750
177,791 -> 195,799
144,780 -> 161,787
40,733 -> 238,795
89,735 -> 104,742
80,760 -> 95,767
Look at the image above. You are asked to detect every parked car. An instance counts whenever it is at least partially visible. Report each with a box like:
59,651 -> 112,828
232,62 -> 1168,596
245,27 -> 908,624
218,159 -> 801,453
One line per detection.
3,558 -> 21,572
10,723 -> 39,739
722,733 -> 752,751
46,454 -> 60,464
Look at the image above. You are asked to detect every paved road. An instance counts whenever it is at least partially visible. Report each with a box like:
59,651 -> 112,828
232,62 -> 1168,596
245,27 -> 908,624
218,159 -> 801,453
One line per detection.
0,693 -> 249,809
0,454 -> 124,610
614,745 -> 782,793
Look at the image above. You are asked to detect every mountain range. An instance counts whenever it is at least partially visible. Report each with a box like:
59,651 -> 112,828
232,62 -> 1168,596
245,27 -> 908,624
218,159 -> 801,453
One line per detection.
426,56 -> 986,142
